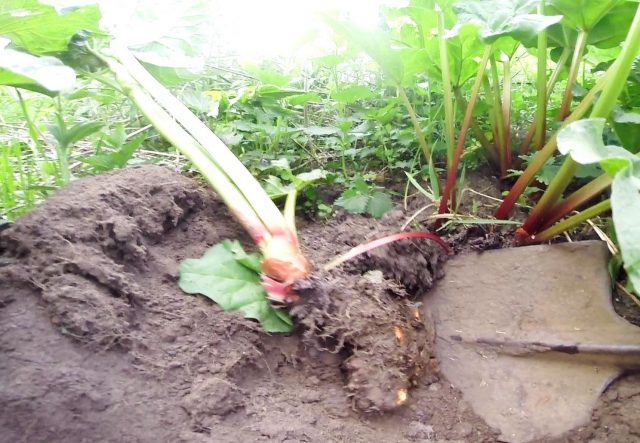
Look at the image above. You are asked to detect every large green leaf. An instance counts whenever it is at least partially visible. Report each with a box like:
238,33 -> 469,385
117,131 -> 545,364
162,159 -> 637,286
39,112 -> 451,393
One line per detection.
178,240 -> 293,333
545,2 -> 639,49
547,0 -> 622,31
0,38 -> 75,94
557,118 -> 639,176
611,165 -> 640,294
558,118 -> 640,295
613,109 -> 640,154
324,15 -> 405,85
0,0 -> 100,55
99,0 -> 213,70
454,0 -> 563,44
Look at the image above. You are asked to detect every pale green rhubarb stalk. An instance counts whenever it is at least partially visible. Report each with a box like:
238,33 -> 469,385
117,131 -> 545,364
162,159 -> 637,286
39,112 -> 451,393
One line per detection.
438,45 -> 492,216
102,45 -> 311,300
436,3 -> 455,167
100,45 -> 450,303
534,0 -> 548,151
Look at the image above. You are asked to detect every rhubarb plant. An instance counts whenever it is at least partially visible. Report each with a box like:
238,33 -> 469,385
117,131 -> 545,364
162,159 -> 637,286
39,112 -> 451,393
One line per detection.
0,0 -> 309,331
1,0 -> 448,332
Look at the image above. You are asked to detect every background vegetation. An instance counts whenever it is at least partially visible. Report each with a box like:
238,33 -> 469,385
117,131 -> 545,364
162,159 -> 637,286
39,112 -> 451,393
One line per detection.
1,0 -> 639,302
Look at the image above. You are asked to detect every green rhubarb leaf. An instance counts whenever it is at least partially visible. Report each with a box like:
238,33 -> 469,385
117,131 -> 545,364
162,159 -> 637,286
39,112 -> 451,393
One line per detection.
99,0 -> 213,72
324,15 -> 407,86
547,0 -> 622,32
0,38 -> 75,94
612,109 -> 640,154
0,0 -> 101,55
611,165 -> 640,295
557,118 -> 639,176
178,240 -> 293,333
453,0 -> 563,44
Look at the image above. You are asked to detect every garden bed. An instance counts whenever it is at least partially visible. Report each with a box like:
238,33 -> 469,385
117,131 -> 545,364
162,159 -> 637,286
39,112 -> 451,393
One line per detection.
1,165 -> 639,443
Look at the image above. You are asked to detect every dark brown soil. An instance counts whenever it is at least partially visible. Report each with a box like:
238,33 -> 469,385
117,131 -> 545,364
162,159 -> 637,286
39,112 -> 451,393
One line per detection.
1,165 -> 639,443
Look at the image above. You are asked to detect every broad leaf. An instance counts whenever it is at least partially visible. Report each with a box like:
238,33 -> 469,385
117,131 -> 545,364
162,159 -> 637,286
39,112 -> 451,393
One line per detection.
331,85 -> 376,104
453,0 -> 563,44
367,191 -> 393,219
613,109 -> 640,154
335,178 -> 393,219
335,188 -> 370,214
63,121 -> 104,146
295,169 -> 328,185
557,118 -> 639,176
179,240 -> 293,333
611,166 -> 640,295
325,15 -> 405,85
0,38 -> 75,94
558,118 -> 640,294
303,126 -> 340,136
81,134 -> 145,170
545,2 -> 639,49
254,85 -> 308,101
287,92 -> 322,106
0,0 -> 100,55
547,0 -> 622,31
99,0 -> 213,71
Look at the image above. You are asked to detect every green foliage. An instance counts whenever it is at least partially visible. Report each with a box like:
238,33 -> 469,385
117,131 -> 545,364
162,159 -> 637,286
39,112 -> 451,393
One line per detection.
335,177 -> 393,219
178,240 -> 293,333
0,0 -> 100,55
81,125 -> 146,171
612,109 -> 640,153
558,118 -> 640,294
2,0 -> 640,308
453,0 -> 562,43
612,166 -> 640,296
0,38 -> 76,94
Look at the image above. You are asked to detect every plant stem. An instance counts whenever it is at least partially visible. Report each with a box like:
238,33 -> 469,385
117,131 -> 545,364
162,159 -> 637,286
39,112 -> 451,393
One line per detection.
104,56 -> 269,244
494,69 -> 609,219
398,86 -> 431,161
557,30 -> 588,121
534,0 -> 548,150
324,231 -> 449,271
438,44 -> 492,216
436,4 -> 455,166
519,8 -> 640,232
523,199 -> 611,244
539,174 -> 613,231
519,46 -> 570,155
502,55 -> 513,176
15,89 -> 44,158
520,158 -> 577,235
454,88 -> 496,163
490,54 -> 508,177
284,188 -> 298,239
108,45 -> 290,236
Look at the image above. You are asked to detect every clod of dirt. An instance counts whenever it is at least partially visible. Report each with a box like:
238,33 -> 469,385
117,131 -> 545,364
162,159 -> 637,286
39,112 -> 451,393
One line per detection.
293,270 -> 438,412
0,165 -> 453,442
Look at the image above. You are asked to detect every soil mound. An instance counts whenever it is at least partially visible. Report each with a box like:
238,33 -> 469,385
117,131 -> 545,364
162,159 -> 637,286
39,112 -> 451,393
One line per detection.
1,165 -> 638,442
